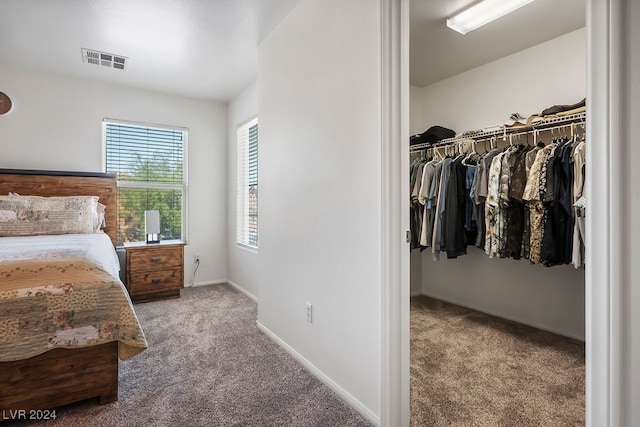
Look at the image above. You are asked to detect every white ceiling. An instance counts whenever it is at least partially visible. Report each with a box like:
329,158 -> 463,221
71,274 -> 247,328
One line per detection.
411,0 -> 586,87
0,0 -> 585,102
0,0 -> 301,102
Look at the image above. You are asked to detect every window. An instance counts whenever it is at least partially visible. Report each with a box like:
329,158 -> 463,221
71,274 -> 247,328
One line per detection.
104,119 -> 187,245
237,117 -> 258,248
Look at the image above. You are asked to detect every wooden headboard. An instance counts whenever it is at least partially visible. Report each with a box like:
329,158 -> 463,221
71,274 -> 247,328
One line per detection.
0,169 -> 117,246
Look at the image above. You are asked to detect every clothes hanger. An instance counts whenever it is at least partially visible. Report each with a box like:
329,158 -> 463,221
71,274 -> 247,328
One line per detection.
454,142 -> 465,160
452,143 -> 458,158
462,140 -> 479,166
534,129 -> 544,147
435,146 -> 444,161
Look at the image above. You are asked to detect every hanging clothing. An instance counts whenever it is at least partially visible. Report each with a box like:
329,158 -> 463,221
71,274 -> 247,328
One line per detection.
573,192 -> 587,268
485,151 -> 505,258
419,160 -> 437,247
409,159 -> 426,250
408,119 -> 586,269
541,139 -> 571,266
572,140 -> 586,268
432,157 -> 452,260
474,148 -> 500,249
464,164 -> 478,239
523,145 -> 554,264
443,156 -> 469,258
504,147 -> 530,258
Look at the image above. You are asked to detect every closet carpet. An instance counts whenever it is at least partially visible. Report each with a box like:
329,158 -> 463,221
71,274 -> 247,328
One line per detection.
12,285 -> 370,427
411,296 -> 585,427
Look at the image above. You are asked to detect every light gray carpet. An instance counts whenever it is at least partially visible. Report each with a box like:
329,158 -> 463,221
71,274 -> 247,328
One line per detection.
411,296 -> 585,426
13,285 -> 371,427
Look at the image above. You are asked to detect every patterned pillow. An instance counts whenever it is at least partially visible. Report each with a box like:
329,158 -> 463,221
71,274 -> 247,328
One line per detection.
0,195 -> 101,236
6,193 -> 105,231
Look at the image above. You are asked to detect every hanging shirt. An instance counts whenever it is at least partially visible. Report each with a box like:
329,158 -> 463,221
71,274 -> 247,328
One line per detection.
573,192 -> 587,268
524,144 -> 555,264
484,151 -> 504,258
444,156 -> 468,258
541,140 -> 571,266
572,141 -> 586,268
464,164 -> 477,233
432,157 -> 452,260
418,160 -> 436,206
572,141 -> 586,204
419,160 -> 437,247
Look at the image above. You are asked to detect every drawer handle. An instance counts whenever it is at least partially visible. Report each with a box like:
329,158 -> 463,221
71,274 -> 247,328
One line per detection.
151,257 -> 161,263
152,278 -> 162,283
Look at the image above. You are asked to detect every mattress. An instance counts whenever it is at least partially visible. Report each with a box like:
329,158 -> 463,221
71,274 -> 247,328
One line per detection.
0,233 -> 121,279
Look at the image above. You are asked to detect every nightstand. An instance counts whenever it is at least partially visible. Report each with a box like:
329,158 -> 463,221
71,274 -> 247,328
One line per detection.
124,241 -> 185,303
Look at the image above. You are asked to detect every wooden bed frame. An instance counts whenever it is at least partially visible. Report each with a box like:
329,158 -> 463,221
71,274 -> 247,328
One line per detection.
0,169 -> 121,413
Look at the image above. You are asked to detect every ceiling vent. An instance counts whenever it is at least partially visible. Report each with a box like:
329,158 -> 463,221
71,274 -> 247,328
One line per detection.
82,48 -> 127,70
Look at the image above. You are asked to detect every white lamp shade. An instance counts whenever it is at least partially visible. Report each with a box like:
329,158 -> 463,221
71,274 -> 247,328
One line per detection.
145,210 -> 160,235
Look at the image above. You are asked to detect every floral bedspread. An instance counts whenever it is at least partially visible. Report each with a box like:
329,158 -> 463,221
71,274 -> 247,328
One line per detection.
0,258 -> 148,362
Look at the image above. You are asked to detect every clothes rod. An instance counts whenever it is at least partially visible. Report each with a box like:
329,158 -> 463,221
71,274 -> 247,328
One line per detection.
409,111 -> 585,152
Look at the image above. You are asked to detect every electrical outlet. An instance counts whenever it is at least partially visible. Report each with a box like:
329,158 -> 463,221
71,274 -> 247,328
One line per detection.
194,253 -> 201,264
306,302 -> 313,323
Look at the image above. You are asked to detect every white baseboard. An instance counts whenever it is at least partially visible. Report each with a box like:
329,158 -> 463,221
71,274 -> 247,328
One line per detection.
227,280 -> 257,302
421,291 -> 585,342
186,279 -> 227,288
256,321 -> 380,427
186,279 -> 258,302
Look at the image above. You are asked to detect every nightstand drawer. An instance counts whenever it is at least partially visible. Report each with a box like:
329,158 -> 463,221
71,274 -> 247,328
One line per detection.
129,268 -> 183,293
128,247 -> 182,269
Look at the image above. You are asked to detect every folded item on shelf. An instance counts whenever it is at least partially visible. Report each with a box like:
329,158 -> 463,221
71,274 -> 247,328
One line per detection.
410,125 -> 456,145
505,121 -> 526,128
554,105 -> 586,117
541,98 -> 585,116
525,114 -> 546,126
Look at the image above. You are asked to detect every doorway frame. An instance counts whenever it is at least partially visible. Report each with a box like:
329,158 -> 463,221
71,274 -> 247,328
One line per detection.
380,0 -> 410,426
380,0 -> 622,425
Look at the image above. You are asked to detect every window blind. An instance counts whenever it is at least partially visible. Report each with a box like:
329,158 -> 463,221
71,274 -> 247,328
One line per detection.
237,117 -> 258,248
104,120 -> 187,245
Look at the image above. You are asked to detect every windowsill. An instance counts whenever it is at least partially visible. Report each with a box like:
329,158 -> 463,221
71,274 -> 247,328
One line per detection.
237,243 -> 258,254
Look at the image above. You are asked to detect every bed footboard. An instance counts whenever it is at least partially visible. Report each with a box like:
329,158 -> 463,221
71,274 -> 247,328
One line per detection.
0,342 -> 118,413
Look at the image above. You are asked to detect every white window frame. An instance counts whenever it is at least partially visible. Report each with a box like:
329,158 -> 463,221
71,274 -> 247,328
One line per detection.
236,116 -> 258,249
102,118 -> 188,245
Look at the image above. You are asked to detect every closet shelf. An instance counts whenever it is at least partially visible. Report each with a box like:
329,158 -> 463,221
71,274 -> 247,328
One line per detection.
410,111 -> 586,152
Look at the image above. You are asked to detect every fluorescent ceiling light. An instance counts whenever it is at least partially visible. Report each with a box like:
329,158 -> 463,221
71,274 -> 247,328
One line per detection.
447,0 -> 536,35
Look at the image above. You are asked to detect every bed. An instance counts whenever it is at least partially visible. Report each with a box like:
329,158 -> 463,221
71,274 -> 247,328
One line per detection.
0,169 -> 148,413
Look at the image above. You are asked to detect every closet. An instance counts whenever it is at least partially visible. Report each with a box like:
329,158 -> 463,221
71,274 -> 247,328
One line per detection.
409,26 -> 586,337
409,2 -> 586,425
